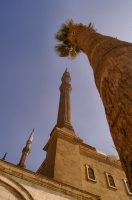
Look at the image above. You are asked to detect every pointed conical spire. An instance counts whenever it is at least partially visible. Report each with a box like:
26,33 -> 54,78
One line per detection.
56,69 -> 75,135
17,129 -> 34,168
2,152 -> 7,161
28,128 -> 34,142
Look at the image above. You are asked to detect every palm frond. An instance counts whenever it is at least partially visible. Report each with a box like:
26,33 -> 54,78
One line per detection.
69,49 -> 77,59
55,20 -> 75,41
54,44 -> 69,57
74,46 -> 81,54
66,19 -> 74,28
60,23 -> 69,33
54,20 -> 82,59
55,32 -> 66,41
88,22 -> 96,32
88,22 -> 92,27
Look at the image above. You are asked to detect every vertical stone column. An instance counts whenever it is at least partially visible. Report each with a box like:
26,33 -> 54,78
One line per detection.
18,129 -> 34,168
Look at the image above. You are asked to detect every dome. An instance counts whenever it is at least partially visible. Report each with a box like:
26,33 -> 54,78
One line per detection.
107,154 -> 120,161
96,150 -> 107,156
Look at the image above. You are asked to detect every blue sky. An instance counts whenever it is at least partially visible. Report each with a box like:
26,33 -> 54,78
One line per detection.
1,1 -> 132,172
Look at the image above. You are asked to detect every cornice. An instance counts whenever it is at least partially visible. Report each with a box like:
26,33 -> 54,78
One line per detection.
44,127 -> 83,151
80,144 -> 122,170
0,159 -> 101,200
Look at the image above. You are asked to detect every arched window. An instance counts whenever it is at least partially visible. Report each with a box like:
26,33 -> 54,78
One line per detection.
105,172 -> 116,189
88,167 -> 95,180
108,174 -> 115,187
86,165 -> 97,182
123,179 -> 132,194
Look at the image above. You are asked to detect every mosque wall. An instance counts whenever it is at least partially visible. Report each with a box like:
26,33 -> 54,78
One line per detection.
36,127 -> 132,200
0,160 -> 99,200
80,144 -> 132,200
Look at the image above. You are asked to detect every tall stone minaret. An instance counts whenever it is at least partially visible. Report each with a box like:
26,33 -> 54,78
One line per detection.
18,129 -> 34,168
56,68 -> 75,135
37,69 -> 82,189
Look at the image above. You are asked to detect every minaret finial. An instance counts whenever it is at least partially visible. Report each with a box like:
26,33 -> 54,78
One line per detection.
17,129 -> 34,168
28,128 -> 35,142
56,69 -> 76,135
2,152 -> 7,161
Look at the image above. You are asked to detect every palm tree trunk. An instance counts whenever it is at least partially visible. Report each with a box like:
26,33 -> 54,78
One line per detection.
72,26 -> 132,187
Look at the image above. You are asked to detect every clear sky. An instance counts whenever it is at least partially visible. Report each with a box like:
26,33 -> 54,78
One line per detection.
1,0 -> 132,172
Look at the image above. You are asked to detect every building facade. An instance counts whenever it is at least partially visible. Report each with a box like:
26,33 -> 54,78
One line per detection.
0,69 -> 132,200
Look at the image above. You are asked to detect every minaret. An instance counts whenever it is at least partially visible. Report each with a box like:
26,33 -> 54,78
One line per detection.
18,129 -> 34,168
56,68 -> 75,135
2,152 -> 7,161
37,70 -> 82,189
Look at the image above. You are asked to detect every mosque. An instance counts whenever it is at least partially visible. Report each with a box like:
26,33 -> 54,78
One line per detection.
0,69 -> 132,200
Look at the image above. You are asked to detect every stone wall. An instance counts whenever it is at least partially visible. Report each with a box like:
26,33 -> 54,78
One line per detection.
0,172 -> 75,200
37,127 -> 132,200
0,160 -> 99,200
80,144 -> 132,200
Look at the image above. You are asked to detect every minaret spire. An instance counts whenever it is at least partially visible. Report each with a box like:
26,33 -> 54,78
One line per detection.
18,129 -> 34,168
57,69 -> 75,135
2,152 -> 7,161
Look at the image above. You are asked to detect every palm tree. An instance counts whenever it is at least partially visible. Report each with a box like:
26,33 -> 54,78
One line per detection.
55,20 -> 132,188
